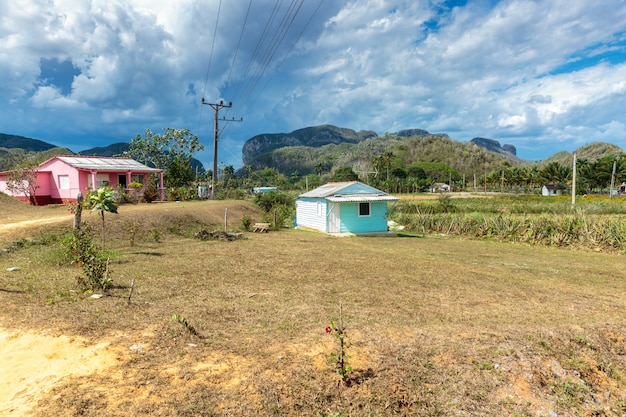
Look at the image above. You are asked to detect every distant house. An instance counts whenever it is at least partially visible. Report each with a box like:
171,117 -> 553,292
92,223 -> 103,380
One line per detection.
253,186 -> 277,194
295,181 -> 398,235
430,182 -> 451,193
541,184 -> 561,196
0,155 -> 164,205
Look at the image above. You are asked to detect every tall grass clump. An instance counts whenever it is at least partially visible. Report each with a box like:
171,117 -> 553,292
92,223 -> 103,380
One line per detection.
392,198 -> 626,252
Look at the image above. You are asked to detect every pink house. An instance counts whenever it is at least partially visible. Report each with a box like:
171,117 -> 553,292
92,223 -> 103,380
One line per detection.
0,156 -> 164,205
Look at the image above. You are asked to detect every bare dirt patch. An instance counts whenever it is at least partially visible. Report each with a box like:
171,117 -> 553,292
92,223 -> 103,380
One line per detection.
0,328 -> 120,417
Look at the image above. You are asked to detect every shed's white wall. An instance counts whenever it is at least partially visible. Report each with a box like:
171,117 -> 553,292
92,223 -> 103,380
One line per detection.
296,198 -> 327,232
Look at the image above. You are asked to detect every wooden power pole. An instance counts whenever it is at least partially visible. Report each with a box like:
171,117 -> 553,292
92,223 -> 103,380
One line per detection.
201,98 -> 242,199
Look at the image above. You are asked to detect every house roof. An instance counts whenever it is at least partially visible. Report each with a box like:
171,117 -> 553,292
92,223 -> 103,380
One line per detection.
41,156 -> 162,172
299,181 -> 398,201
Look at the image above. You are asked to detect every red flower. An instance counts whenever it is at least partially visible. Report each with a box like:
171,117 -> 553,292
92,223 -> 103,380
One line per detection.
325,326 -> 332,334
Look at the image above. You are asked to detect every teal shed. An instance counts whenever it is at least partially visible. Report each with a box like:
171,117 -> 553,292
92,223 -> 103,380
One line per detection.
295,181 -> 398,235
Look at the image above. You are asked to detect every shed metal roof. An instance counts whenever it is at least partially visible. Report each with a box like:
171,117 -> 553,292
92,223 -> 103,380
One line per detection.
299,181 -> 358,198
54,156 -> 161,172
326,194 -> 398,202
299,181 -> 398,202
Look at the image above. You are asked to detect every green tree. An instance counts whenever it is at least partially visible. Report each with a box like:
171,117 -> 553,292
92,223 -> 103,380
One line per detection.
86,187 -> 118,249
331,166 -> 359,182
540,162 -> 571,185
128,128 -> 204,188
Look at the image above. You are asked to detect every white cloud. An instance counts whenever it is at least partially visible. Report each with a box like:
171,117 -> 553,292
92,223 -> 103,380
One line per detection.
1,0 -> 626,165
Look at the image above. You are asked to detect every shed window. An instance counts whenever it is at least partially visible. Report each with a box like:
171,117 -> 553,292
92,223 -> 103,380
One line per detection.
58,175 -> 70,190
358,202 -> 371,217
316,202 -> 323,217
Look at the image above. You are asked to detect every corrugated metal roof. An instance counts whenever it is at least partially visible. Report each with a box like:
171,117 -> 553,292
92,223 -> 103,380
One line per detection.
299,181 -> 357,198
327,194 -> 398,202
55,156 -> 161,172
299,181 -> 398,202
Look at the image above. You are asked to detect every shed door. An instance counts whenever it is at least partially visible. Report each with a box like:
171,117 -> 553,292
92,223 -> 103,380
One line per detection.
328,202 -> 340,233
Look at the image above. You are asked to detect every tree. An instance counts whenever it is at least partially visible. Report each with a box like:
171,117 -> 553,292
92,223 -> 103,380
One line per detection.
6,165 -> 39,205
540,162 -> 571,185
128,128 -> 204,188
331,166 -> 359,182
86,187 -> 118,249
315,162 -> 324,176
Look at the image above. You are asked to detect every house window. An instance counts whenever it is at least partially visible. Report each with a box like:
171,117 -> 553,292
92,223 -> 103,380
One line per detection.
358,202 -> 371,217
131,174 -> 144,184
58,175 -> 70,190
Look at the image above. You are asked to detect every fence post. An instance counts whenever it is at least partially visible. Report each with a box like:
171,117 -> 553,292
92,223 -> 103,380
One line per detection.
73,192 -> 83,230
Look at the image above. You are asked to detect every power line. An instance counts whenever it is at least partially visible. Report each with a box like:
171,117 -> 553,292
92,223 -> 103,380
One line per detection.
225,0 -> 253,89
246,0 -> 324,111
201,0 -> 223,99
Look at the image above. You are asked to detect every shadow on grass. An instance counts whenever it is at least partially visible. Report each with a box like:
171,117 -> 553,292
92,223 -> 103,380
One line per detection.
395,232 -> 424,238
0,288 -> 25,294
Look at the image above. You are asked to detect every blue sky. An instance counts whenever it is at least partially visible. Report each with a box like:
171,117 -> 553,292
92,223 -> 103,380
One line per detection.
1,0 -> 626,169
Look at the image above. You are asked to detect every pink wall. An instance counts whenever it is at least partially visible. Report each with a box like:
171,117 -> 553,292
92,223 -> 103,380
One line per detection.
39,159 -> 82,202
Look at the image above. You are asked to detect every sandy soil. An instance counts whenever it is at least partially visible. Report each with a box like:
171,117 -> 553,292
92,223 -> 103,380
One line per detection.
0,328 -> 120,416
0,216 -> 72,232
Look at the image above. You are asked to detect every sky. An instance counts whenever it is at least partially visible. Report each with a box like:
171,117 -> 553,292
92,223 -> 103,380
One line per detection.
1,0 -> 626,169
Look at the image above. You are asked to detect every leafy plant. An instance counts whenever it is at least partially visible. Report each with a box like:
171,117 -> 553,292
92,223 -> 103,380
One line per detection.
85,187 -> 118,249
62,226 -> 112,291
125,220 -> 140,247
326,303 -> 351,382
240,214 -> 252,231
172,314 -> 198,335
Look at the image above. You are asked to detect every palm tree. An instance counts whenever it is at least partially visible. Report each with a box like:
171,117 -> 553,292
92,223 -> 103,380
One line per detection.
86,187 -> 118,249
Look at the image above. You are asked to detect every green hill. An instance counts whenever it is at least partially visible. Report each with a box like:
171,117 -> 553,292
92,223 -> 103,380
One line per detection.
0,133 -> 57,152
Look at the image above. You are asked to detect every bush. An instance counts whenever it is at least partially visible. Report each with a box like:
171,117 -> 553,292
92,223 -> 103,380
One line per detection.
142,183 -> 160,203
253,191 -> 296,230
61,226 -> 112,291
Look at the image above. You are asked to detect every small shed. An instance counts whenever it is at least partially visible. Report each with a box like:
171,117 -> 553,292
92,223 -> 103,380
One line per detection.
541,184 -> 561,196
295,181 -> 398,235
430,182 -> 450,193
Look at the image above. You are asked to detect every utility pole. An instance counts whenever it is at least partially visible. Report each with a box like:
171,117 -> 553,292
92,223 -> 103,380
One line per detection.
610,159 -> 617,199
201,98 -> 242,199
572,152 -> 577,206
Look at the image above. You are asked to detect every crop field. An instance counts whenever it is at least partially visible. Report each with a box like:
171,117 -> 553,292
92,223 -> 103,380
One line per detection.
0,194 -> 625,416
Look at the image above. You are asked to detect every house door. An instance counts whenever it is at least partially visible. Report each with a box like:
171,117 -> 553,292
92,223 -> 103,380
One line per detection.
328,203 -> 340,233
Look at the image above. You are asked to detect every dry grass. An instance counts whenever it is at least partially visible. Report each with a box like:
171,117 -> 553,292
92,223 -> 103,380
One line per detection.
1,199 -> 625,416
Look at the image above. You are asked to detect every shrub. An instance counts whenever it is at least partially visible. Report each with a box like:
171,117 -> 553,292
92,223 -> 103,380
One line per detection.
240,214 -> 252,231
62,226 -> 112,291
253,191 -> 296,229
142,183 -> 160,203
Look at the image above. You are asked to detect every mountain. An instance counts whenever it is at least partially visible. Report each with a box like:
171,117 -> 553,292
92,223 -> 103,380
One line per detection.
541,142 -> 626,166
469,137 -> 518,159
0,133 -> 58,152
395,128 -> 430,137
80,142 -> 130,157
241,125 -> 528,176
242,125 -> 377,166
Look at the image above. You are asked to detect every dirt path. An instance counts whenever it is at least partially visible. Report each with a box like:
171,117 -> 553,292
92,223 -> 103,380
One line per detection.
0,216 -> 72,232
0,328 -> 120,416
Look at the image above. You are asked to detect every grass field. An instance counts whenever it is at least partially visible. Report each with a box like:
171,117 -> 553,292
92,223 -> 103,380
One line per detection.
1,196 -> 625,416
